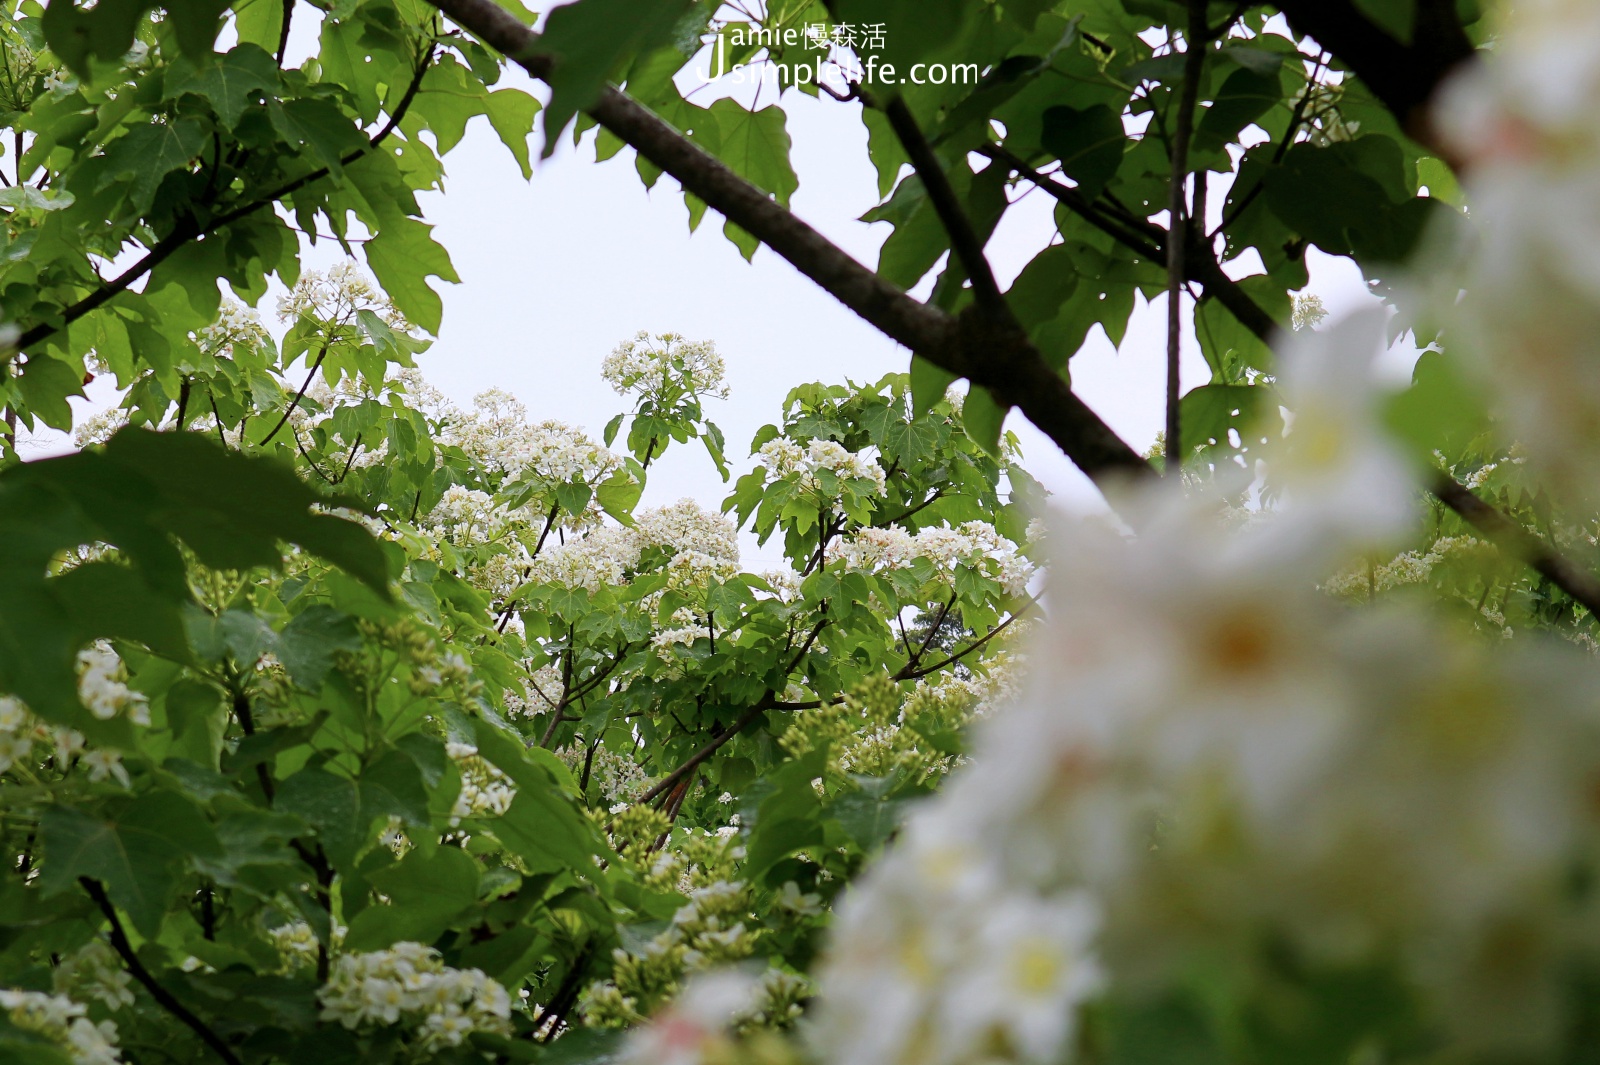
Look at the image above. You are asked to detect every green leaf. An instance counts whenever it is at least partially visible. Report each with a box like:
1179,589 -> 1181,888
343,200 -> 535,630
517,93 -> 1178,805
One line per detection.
1194,67 -> 1280,155
0,187 -> 75,211
39,790 -> 220,936
96,118 -> 205,213
910,355 -> 959,416
961,387 -> 1008,456
486,88 -> 541,179
1353,0 -> 1416,43
1416,156 -> 1463,207
15,354 -> 83,431
596,465 -> 644,524
344,845 -> 481,951
268,97 -> 366,180
277,605 -> 361,690
477,727 -> 605,874
358,747 -> 432,830
364,217 -> 460,335
43,0 -> 149,74
830,790 -> 909,851
276,767 -> 363,870
539,0 -> 695,156
165,44 -> 279,130
1383,350 -> 1489,463
708,99 -> 799,208
1178,383 -> 1277,463
1040,104 -> 1124,200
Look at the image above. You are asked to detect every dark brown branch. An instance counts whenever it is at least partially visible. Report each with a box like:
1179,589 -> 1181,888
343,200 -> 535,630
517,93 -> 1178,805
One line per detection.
336,432 -> 363,482
259,340 -> 330,445
293,427 -> 336,485
910,594 -> 956,669
535,944 -> 594,1043
81,878 -> 243,1065
976,144 -> 1162,259
1431,475 -> 1600,617
276,0 -> 294,65
633,610 -> 830,806
634,695 -> 777,806
495,502 -> 562,633
875,488 -> 945,528
882,96 -> 1009,320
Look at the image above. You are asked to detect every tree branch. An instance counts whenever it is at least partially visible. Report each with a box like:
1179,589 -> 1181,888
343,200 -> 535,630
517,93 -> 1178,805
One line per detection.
260,338 -> 331,445
634,694 -> 776,806
81,878 -> 243,1065
423,0 -> 1149,486
1431,475 -> 1600,616
896,593 -> 1039,681
881,96 -> 1009,321
426,0 -> 1600,621
276,0 -> 295,66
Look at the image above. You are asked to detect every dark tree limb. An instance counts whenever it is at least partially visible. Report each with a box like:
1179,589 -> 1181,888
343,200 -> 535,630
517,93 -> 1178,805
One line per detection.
633,694 -> 776,806
1431,475 -> 1600,616
276,0 -> 295,65
881,96 -> 1010,321
81,878 -> 244,1065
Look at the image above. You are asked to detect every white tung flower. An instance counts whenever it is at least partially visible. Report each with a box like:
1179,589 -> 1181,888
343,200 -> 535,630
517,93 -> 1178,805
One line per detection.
75,644 -> 149,726
0,988 -> 122,1065
603,331 -> 731,401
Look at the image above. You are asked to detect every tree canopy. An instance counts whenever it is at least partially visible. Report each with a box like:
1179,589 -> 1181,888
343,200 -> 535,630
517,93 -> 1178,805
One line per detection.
11,1 -> 1600,1064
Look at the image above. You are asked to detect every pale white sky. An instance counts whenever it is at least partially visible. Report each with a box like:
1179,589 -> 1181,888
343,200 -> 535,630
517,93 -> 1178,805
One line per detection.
26,26 -> 1397,542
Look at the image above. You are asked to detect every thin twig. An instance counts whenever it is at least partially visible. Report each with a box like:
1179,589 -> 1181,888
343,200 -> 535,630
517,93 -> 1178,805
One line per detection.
896,594 -> 1040,681
259,339 -> 330,445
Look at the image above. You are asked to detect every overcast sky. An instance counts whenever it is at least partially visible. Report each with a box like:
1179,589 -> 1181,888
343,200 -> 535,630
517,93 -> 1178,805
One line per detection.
28,26 -> 1400,550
